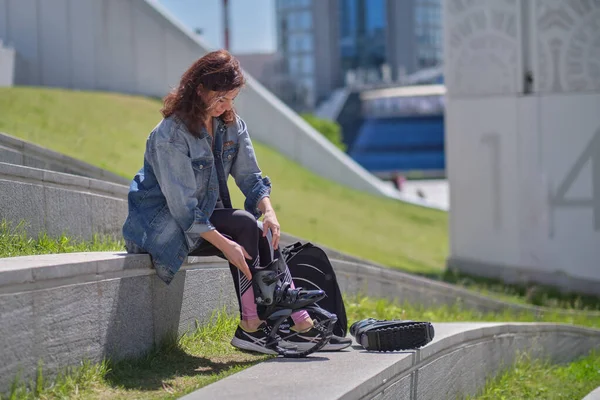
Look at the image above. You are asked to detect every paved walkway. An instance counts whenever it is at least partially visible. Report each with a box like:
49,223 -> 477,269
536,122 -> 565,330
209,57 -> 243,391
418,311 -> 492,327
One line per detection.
181,322 -> 600,400
386,179 -> 449,210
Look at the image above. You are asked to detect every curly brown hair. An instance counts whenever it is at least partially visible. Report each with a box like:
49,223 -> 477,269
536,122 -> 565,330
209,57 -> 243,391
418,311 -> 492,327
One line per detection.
161,49 -> 246,136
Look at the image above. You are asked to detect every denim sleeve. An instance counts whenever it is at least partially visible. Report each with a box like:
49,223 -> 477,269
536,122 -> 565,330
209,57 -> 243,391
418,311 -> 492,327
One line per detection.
230,116 -> 272,218
151,140 -> 215,244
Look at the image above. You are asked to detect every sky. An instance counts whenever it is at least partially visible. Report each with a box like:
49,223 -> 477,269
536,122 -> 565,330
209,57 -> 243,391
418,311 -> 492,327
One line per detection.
157,0 -> 277,54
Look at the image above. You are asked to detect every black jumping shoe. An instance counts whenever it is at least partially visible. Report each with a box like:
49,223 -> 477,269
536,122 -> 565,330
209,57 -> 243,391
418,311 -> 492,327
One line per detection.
350,318 -> 435,352
251,258 -> 337,358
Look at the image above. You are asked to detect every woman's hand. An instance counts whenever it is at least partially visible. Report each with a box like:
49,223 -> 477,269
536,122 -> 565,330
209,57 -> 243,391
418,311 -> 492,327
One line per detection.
221,239 -> 252,280
262,209 -> 281,249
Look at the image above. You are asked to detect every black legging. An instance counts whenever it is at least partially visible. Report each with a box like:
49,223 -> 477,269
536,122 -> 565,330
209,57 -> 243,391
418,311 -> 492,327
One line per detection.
189,208 -> 308,324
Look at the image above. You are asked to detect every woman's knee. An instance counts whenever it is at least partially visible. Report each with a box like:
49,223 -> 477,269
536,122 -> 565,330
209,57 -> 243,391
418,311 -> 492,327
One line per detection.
231,210 -> 258,232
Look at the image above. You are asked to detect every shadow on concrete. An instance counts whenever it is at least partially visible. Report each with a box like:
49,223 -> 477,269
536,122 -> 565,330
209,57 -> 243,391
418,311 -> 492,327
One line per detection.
350,344 -> 416,355
103,267 -> 186,365
267,356 -> 331,363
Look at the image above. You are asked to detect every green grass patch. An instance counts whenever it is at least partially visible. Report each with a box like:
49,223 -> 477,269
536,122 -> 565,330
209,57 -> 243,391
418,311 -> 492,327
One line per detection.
438,268 -> 600,311
0,221 -> 124,258
344,295 -> 600,329
471,350 -> 600,400
2,310 -> 268,400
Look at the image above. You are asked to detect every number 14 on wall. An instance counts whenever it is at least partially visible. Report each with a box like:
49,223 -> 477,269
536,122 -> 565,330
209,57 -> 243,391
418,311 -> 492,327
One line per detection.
548,129 -> 600,237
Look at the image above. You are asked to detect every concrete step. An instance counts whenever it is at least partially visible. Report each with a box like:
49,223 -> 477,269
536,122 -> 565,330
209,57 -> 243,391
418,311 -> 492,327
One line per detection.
0,132 -> 129,185
0,161 -> 128,240
182,322 -> 600,400
0,251 -> 237,392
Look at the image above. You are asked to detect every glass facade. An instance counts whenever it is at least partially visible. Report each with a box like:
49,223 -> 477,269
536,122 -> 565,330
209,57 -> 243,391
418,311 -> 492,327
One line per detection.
414,0 -> 443,68
274,0 -> 443,110
339,0 -> 386,82
276,0 -> 316,110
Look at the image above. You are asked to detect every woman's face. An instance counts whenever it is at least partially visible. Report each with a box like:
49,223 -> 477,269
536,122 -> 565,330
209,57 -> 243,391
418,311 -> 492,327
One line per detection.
207,88 -> 240,117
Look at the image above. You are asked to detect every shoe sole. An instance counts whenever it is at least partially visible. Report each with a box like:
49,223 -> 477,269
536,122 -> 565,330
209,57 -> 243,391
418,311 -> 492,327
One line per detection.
359,322 -> 435,352
230,337 -> 279,355
280,340 -> 352,352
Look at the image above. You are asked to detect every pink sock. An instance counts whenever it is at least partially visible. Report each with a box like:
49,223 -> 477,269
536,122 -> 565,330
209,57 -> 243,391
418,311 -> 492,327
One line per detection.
240,287 -> 259,321
240,280 -> 311,326
289,280 -> 311,326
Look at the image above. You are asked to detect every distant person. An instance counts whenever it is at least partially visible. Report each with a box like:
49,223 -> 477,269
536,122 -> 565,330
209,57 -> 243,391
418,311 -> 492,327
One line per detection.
122,49 -> 350,354
392,172 -> 405,191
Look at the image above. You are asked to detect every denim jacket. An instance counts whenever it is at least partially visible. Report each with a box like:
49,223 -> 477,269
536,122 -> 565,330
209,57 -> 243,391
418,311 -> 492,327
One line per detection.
122,114 -> 272,284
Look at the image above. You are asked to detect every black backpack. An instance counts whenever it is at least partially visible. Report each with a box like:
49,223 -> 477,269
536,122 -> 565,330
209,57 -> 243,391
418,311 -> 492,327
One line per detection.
282,241 -> 348,337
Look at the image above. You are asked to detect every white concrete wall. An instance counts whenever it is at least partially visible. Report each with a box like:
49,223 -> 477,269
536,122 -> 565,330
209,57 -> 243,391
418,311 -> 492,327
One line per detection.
0,41 -> 14,86
445,0 -> 600,293
0,0 -> 398,199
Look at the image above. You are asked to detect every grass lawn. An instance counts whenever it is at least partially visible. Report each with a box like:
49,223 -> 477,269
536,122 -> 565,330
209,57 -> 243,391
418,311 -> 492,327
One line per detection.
0,221 -> 125,258
471,350 -> 600,400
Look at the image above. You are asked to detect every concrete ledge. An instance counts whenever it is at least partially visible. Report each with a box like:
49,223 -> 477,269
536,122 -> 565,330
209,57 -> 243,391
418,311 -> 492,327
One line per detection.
448,256 -> 600,298
0,132 -> 130,185
0,252 -> 237,392
183,322 -> 600,400
0,162 -> 128,240
584,386 -> 600,400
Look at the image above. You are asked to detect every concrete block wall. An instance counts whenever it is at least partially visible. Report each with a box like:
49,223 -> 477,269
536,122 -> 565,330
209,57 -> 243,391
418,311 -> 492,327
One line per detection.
0,162 -> 128,240
0,252 -> 238,392
0,132 -> 130,185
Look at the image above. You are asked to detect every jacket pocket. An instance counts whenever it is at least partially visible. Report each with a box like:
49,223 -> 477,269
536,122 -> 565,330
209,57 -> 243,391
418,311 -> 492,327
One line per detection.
191,156 -> 213,190
223,144 -> 239,164
191,156 -> 213,172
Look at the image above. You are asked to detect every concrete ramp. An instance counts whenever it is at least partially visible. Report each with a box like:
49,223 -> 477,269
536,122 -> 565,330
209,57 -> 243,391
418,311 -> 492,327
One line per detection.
183,322 -> 600,400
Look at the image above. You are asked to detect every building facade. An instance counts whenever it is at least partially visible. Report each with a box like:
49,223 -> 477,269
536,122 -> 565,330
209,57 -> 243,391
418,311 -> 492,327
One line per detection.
275,0 -> 341,111
339,0 -> 387,84
444,0 -> 600,295
386,0 -> 443,82
275,0 -> 443,110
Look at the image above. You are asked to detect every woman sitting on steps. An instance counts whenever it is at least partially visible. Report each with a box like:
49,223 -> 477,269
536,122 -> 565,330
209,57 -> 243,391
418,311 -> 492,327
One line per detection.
122,49 -> 351,354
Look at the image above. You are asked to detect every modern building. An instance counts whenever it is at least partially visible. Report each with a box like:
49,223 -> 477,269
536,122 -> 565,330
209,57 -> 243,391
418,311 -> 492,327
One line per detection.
275,0 -> 443,111
275,0 -> 342,111
386,0 -> 443,82
339,0 -> 387,84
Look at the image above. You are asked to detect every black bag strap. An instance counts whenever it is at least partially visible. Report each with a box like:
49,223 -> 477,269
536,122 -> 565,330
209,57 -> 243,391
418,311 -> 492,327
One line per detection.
281,241 -> 313,261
